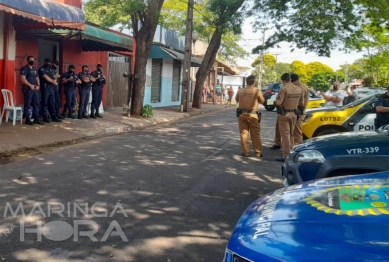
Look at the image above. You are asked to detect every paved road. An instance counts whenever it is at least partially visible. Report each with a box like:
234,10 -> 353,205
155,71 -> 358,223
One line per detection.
0,107 -> 284,262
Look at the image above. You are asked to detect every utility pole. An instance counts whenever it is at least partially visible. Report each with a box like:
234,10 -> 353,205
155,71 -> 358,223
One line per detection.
271,53 -> 281,82
258,29 -> 265,89
272,53 -> 281,64
345,61 -> 348,83
180,0 -> 194,112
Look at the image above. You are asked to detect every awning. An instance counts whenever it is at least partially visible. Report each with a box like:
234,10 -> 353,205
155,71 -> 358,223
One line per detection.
149,44 -> 202,67
0,0 -> 85,30
49,24 -> 133,52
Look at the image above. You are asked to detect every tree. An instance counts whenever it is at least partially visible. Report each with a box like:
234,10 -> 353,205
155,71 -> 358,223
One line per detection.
84,0 -> 165,116
290,61 -> 308,83
339,60 -> 367,80
250,0 -> 389,57
251,54 -> 276,68
305,62 -> 334,81
273,62 -> 291,81
308,74 -> 330,92
192,0 -> 246,108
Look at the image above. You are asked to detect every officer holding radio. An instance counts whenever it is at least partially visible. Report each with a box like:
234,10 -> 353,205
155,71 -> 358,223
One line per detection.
61,65 -> 81,118
275,73 -> 303,162
235,75 -> 265,158
78,65 -> 96,119
90,64 -> 106,118
20,56 -> 42,125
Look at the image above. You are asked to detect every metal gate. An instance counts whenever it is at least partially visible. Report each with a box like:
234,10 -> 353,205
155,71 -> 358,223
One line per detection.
172,60 -> 181,101
106,54 -> 131,107
151,59 -> 162,103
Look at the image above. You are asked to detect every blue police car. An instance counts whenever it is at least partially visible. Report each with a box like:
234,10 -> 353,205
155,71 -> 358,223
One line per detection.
224,172 -> 389,262
282,127 -> 389,187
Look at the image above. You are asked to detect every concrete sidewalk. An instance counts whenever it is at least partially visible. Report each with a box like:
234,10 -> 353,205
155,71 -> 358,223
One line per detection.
0,103 -> 230,155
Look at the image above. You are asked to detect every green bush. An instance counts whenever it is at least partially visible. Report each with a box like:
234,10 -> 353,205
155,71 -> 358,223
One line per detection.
142,104 -> 153,118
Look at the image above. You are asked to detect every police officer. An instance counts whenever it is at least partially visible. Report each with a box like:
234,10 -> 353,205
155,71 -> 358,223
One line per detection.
51,60 -> 64,120
374,88 -> 389,128
20,56 -> 43,125
235,75 -> 265,157
39,58 -> 62,123
78,65 -> 96,119
291,73 -> 308,145
90,64 -> 106,118
270,122 -> 281,150
275,73 -> 303,162
61,65 -> 81,118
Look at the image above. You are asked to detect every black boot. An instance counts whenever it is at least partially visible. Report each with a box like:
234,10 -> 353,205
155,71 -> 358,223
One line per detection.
52,117 -> 62,123
25,117 -> 34,125
90,111 -> 96,119
82,113 -> 90,119
78,113 -> 83,119
33,118 -> 44,125
68,114 -> 76,119
43,116 -> 51,123
95,111 -> 103,118
57,113 -> 64,120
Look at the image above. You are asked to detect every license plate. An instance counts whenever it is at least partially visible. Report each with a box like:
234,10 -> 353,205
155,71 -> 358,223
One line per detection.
267,99 -> 274,105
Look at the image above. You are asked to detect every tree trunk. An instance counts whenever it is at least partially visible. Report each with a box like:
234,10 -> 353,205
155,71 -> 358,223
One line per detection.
192,29 -> 223,109
130,0 -> 164,116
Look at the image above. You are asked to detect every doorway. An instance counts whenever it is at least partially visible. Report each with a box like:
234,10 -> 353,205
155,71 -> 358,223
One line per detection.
38,39 -> 59,67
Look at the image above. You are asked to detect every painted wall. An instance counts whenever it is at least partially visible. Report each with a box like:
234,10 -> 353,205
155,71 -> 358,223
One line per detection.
218,75 -> 245,88
143,59 -> 182,108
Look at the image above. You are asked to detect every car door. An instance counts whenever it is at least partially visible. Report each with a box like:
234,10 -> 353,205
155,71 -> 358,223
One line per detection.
349,98 -> 376,131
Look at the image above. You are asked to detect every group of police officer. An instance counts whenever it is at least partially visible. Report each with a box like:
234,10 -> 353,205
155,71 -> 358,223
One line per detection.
20,56 -> 106,125
235,73 -> 308,162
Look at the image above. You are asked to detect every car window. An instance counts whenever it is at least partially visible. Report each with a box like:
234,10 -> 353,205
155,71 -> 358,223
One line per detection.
341,94 -> 376,109
265,84 -> 273,90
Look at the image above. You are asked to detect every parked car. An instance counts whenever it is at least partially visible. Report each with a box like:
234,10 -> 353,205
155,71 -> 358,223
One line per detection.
224,172 -> 389,262
302,93 -> 382,139
283,126 -> 389,187
264,85 -> 325,111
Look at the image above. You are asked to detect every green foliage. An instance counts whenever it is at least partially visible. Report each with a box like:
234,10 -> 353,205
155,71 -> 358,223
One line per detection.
250,0 -> 389,57
305,62 -> 334,81
363,76 -> 374,87
273,63 -> 291,81
291,61 -> 309,83
251,54 -> 276,68
308,74 -> 330,92
376,67 -> 389,88
142,105 -> 153,118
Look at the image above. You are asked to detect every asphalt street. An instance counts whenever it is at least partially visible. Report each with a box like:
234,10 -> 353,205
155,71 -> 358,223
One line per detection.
0,107 -> 284,262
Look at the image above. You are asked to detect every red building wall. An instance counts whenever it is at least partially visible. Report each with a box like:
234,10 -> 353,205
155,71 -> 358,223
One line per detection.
51,0 -> 82,8
62,40 -> 109,108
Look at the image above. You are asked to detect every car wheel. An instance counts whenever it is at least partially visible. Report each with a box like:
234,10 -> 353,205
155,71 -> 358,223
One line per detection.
316,128 -> 340,137
264,103 -> 276,111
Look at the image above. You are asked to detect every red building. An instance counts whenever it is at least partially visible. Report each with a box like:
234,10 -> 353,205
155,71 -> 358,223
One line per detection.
0,0 -> 135,112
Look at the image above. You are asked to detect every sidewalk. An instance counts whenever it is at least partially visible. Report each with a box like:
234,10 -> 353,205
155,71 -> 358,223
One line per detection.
0,103 -> 230,155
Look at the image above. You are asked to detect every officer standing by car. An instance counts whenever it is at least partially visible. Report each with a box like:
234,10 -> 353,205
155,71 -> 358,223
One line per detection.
90,64 -> 106,118
78,65 -> 96,119
61,65 -> 81,118
51,60 -> 64,120
235,75 -> 265,157
20,56 -> 43,125
374,88 -> 389,128
275,73 -> 303,162
39,58 -> 62,123
291,73 -> 308,145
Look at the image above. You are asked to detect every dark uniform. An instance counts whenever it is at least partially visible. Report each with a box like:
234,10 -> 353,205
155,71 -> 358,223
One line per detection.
90,66 -> 106,118
374,92 -> 389,129
20,65 -> 40,123
78,71 -> 93,119
51,62 -> 63,119
61,68 -> 79,118
39,61 -> 60,122
235,78 -> 265,157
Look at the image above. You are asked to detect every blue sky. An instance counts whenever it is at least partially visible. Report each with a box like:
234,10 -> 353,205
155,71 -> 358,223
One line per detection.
238,18 -> 364,70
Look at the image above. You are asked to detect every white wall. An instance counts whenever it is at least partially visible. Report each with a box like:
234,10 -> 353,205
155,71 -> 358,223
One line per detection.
217,75 -> 245,88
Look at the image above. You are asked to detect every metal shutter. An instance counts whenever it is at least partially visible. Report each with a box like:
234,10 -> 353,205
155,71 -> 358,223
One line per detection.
172,60 -> 181,101
151,59 -> 162,102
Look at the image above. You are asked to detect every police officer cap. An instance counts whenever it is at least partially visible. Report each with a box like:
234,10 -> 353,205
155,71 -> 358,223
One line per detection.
291,73 -> 299,82
246,75 -> 255,82
68,65 -> 75,70
97,64 -> 102,68
52,60 -> 59,65
44,58 -> 51,63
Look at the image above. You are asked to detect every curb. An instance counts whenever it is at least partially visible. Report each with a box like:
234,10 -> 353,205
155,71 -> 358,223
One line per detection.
0,105 -> 230,160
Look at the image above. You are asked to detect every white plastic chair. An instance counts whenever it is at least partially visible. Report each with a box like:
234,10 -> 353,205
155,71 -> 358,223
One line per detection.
0,89 -> 23,125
